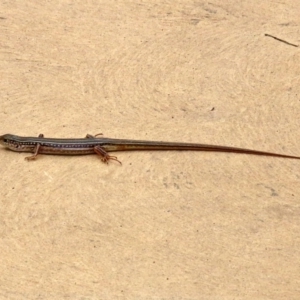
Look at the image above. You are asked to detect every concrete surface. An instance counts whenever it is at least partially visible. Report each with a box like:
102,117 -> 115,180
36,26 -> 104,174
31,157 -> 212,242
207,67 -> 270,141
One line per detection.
0,1 -> 300,299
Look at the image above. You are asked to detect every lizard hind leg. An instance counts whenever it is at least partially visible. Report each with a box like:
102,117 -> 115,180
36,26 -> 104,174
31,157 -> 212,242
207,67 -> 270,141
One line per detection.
86,133 -> 103,138
93,145 -> 122,165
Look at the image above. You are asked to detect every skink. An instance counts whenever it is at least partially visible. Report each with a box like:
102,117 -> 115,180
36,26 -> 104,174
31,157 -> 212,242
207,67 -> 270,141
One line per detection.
0,133 -> 300,164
